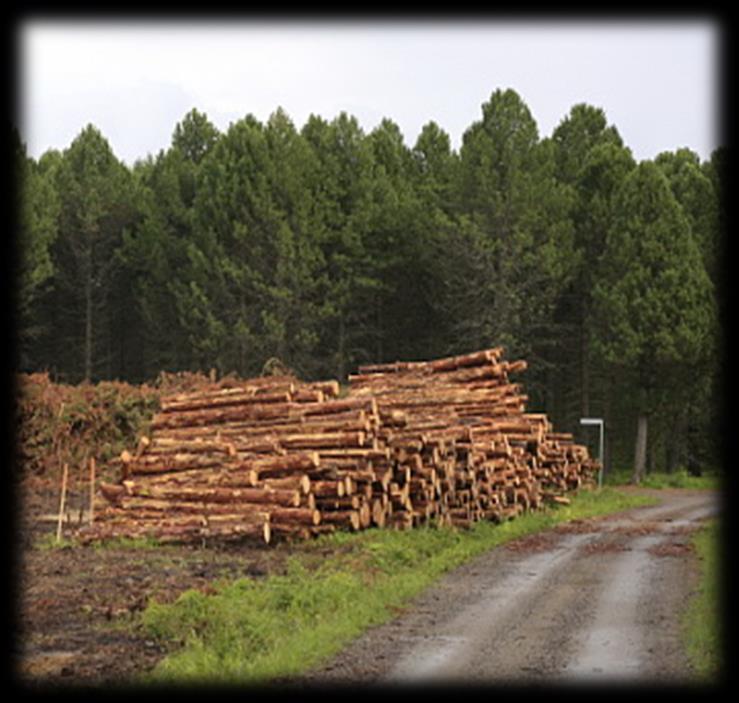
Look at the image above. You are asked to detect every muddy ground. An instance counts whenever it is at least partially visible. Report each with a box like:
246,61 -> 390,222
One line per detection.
13,479 -> 301,688
13,483 -> 719,689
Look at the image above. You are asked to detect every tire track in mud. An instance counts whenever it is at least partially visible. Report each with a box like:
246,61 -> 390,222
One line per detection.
294,489 -> 718,686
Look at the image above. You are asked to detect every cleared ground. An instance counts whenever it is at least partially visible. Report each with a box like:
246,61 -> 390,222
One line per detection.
15,486 -> 717,687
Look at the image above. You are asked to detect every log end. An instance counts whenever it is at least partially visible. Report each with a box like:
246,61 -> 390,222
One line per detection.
300,474 -> 311,494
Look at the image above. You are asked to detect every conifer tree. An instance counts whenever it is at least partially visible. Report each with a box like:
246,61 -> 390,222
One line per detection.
49,125 -> 138,382
549,105 -> 631,427
301,112 -> 376,378
591,161 -> 714,482
449,89 -> 577,404
14,131 -> 59,369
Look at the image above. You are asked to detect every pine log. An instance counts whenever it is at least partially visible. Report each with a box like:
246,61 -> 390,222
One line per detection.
314,495 -> 362,511
156,409 -> 372,440
146,437 -> 238,456
151,400 -> 306,429
202,521 -> 271,544
291,389 -> 325,403
115,498 -> 273,519
159,390 -> 292,413
100,482 -> 126,504
428,347 -> 504,371
316,448 -> 391,461
86,514 -> 272,544
318,509 -> 361,531
358,500 -> 372,528
278,431 -> 367,450
268,507 -> 321,526
303,380 -> 341,398
242,453 -> 320,482
161,378 -> 294,404
310,480 -> 345,497
123,484 -> 303,507
128,452 -> 237,475
261,474 -> 312,494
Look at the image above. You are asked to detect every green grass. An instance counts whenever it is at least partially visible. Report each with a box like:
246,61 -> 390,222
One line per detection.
136,486 -> 656,685
683,519 -> 722,680
604,467 -> 721,490
638,470 -> 720,490
34,533 -> 77,551
89,535 -> 163,551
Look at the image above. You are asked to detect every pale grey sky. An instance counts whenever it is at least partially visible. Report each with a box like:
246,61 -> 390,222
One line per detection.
18,19 -> 722,165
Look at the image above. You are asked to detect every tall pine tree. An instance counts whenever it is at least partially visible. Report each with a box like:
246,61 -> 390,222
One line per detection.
591,161 -> 714,482
45,125 -> 138,382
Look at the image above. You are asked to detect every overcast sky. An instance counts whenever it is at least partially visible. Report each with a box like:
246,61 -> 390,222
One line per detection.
18,19 -> 722,166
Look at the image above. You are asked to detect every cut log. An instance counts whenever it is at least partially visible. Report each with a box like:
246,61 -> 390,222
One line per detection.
314,495 -> 361,511
278,431 -> 367,450
318,509 -> 361,531
261,474 -> 312,494
310,480 -> 345,498
121,484 -> 303,508
159,391 -> 292,414
268,507 -> 321,526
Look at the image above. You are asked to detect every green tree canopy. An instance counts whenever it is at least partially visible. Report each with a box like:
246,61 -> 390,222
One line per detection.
14,130 -> 59,367
448,89 -> 577,404
551,103 -> 623,185
591,160 -> 714,481
48,125 -> 139,382
655,148 -> 718,280
177,109 -> 325,377
301,111 -> 376,378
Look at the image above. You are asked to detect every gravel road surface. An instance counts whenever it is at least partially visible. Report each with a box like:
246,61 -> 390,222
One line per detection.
294,489 -> 719,686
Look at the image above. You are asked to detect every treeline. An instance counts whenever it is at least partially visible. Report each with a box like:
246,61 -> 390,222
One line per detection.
13,88 -> 725,480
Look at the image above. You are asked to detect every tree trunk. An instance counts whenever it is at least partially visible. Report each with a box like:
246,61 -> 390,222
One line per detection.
84,260 -> 93,383
580,316 -> 590,418
545,364 -> 556,423
686,421 -> 702,477
338,312 -> 346,381
376,291 -> 383,362
239,293 -> 247,377
666,411 -> 686,474
632,413 -> 648,484
603,371 -> 613,481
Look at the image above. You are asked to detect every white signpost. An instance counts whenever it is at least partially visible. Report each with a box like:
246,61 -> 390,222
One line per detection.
580,417 -> 604,489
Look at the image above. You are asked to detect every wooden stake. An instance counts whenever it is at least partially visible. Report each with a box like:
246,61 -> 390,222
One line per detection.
78,456 -> 86,525
56,462 -> 69,543
89,457 -> 96,524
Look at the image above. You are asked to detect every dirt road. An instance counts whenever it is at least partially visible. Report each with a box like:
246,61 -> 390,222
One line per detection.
296,489 -> 719,686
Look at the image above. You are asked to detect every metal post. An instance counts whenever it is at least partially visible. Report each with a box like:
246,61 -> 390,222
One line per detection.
580,418 -> 604,489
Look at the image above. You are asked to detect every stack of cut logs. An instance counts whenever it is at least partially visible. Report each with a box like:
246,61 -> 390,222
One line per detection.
347,347 -> 599,530
78,348 -> 599,545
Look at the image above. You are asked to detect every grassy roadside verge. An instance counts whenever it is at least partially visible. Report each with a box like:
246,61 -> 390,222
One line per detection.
683,519 -> 721,680
604,468 -> 720,490
138,487 -> 656,685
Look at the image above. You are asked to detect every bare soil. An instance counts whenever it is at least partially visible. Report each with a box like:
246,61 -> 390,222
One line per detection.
13,482 -> 719,689
13,478 -> 297,688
